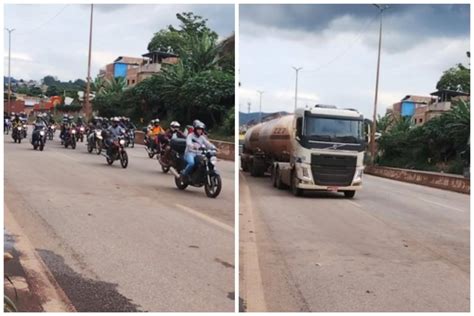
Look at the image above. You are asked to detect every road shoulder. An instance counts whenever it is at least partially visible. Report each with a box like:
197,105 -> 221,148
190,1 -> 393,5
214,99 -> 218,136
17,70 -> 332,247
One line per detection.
5,204 -> 76,312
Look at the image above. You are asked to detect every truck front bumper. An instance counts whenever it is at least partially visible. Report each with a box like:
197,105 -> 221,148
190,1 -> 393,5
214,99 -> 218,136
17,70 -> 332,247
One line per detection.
295,163 -> 363,191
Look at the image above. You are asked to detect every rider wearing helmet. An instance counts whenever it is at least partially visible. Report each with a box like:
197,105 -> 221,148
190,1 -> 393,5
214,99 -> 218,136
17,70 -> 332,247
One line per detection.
104,117 -> 123,157
166,121 -> 185,140
180,120 -> 216,178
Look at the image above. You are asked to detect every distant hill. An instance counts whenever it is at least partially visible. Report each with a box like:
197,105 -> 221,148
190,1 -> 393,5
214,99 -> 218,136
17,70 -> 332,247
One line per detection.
239,111 -> 290,126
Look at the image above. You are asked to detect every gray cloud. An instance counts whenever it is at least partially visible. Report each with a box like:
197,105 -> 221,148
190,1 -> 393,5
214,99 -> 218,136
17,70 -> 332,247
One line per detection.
240,4 -> 469,53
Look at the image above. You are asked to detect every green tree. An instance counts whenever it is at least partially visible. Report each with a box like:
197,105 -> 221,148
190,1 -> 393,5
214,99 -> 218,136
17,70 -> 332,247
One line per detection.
436,63 -> 470,92
147,12 -> 218,56
45,85 -> 60,97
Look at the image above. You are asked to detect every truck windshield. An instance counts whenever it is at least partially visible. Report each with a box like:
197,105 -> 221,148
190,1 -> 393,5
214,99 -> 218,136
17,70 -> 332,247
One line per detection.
304,116 -> 363,143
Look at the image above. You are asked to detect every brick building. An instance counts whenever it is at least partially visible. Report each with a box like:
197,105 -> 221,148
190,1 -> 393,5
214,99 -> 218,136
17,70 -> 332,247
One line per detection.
98,50 -> 178,87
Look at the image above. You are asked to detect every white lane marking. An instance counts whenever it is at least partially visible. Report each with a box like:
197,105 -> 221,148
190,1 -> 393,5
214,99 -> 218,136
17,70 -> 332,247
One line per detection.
346,200 -> 361,208
175,204 -> 234,233
239,174 -> 267,312
417,197 -> 466,213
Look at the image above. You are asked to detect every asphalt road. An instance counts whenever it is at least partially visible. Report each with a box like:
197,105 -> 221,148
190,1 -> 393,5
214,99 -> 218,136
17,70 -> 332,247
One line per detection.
4,131 -> 235,312
240,171 -> 469,312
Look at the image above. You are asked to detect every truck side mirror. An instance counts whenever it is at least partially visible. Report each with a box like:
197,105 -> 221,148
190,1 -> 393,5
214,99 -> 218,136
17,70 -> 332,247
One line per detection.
296,117 -> 302,138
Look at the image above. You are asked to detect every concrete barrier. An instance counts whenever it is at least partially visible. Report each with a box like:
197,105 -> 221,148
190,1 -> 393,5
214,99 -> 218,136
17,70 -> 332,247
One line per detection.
134,131 -> 235,161
365,165 -> 470,194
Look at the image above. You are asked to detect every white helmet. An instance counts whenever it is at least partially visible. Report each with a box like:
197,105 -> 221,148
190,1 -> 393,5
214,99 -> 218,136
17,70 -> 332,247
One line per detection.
170,121 -> 181,128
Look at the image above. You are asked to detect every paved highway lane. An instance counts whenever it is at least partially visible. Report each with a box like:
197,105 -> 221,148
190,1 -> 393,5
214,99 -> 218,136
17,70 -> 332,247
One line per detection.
4,133 -> 234,312
240,171 -> 469,312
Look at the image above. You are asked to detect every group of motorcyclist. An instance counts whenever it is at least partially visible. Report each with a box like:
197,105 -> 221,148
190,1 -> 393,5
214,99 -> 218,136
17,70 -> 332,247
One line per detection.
6,111 -> 219,194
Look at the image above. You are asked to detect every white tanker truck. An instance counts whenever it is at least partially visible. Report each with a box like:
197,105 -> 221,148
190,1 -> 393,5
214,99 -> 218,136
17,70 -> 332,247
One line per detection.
241,105 -> 366,197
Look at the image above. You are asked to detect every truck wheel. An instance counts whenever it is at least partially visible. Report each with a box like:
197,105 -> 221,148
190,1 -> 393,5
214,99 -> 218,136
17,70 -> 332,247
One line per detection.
271,167 -> 277,187
250,159 -> 264,177
291,171 -> 303,197
344,191 -> 356,198
241,158 -> 249,172
276,168 -> 287,190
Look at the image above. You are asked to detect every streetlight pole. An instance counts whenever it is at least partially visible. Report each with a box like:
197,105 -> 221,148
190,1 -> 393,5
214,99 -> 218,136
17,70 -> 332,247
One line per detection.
257,90 -> 264,123
84,4 -> 94,119
370,4 -> 388,163
292,66 -> 302,112
5,28 -> 15,113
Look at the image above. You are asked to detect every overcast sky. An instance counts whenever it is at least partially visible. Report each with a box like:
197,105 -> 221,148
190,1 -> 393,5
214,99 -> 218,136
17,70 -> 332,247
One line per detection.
4,4 -> 234,82
240,4 -> 470,118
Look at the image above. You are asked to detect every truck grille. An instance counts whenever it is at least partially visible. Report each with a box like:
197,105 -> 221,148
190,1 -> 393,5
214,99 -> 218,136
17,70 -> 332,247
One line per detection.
311,154 -> 356,186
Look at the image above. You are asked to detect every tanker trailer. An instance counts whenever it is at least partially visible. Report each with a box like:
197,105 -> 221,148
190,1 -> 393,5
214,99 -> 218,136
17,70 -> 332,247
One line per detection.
241,105 -> 366,198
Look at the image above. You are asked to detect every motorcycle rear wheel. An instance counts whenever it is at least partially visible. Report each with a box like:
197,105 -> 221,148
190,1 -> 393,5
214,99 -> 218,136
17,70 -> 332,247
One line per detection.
205,174 -> 222,198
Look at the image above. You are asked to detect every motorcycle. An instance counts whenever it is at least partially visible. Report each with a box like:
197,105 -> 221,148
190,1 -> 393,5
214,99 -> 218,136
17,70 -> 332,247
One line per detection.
87,128 -> 104,154
4,119 -> 11,135
31,127 -> 46,151
63,127 -> 77,149
77,125 -> 86,142
104,135 -> 128,168
124,129 -> 135,148
46,125 -> 56,140
12,126 -> 23,143
144,135 -> 161,158
168,139 -> 222,198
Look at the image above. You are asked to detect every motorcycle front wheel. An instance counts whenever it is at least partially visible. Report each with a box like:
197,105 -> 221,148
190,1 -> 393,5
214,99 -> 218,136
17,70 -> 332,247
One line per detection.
39,140 -> 44,151
71,138 -> 76,149
87,142 -> 93,153
205,174 -> 222,198
96,140 -> 102,155
120,151 -> 128,168
175,175 -> 188,190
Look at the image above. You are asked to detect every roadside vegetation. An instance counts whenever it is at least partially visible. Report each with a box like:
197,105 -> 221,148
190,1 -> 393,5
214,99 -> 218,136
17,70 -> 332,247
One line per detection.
375,61 -> 470,175
92,12 -> 235,139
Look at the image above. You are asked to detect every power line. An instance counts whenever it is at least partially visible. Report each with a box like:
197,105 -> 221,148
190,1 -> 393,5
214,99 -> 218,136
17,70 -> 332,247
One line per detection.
15,4 -> 70,36
302,12 -> 380,74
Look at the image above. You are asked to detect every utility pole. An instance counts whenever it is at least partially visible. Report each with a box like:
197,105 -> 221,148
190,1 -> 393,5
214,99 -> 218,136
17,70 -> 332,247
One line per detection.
84,4 -> 94,119
247,101 -> 251,114
292,66 -> 302,112
370,4 -> 389,163
5,28 -> 15,113
257,90 -> 264,123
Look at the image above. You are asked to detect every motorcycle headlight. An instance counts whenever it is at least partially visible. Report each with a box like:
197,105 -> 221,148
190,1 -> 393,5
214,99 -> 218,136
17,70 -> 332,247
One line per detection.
119,139 -> 125,145
17,127 -> 22,130
96,131 -> 101,137
39,131 -> 45,136
97,135 -> 103,140
210,156 -> 218,165
80,127 -> 85,131
71,130 -> 76,134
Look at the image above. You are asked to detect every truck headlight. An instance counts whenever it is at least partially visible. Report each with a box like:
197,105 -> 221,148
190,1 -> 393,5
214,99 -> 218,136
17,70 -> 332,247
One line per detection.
302,166 -> 309,177
353,169 -> 363,182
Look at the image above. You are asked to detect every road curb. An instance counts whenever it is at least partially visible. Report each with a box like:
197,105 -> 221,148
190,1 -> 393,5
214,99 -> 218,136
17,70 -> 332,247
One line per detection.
5,204 -> 76,312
